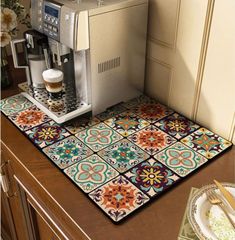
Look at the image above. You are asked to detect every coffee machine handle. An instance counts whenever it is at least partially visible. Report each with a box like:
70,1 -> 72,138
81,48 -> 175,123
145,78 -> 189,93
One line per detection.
10,39 -> 31,86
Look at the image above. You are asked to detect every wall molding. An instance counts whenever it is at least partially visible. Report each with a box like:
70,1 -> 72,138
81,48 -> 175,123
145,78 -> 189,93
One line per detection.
172,0 -> 181,50
147,56 -> 172,69
166,0 -> 181,107
146,57 -> 173,105
192,0 -> 215,120
148,36 -> 174,49
228,112 -> 235,142
147,0 -> 181,50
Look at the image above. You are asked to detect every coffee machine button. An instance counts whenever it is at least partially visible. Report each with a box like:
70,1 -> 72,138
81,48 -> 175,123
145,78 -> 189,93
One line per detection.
52,27 -> 58,32
44,23 -> 48,28
55,20 -> 58,25
51,18 -> 55,23
48,25 -> 52,30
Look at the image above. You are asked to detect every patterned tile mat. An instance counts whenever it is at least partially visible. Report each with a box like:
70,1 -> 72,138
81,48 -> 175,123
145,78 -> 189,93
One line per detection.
8,105 -> 51,131
26,120 -> 71,148
0,94 -> 33,116
1,94 -> 232,223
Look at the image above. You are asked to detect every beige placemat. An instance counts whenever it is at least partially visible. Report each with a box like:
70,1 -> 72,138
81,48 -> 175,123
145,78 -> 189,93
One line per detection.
178,187 -> 199,240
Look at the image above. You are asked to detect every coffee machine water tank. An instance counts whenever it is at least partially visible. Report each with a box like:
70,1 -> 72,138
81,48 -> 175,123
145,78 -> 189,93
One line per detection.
11,30 -> 49,88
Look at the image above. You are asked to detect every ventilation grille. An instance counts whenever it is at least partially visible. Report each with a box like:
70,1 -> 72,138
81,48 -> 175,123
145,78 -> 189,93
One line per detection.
98,57 -> 120,73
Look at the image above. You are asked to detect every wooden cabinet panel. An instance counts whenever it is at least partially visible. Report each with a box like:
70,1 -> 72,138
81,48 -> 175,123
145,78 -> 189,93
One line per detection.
146,0 -> 210,118
145,59 -> 171,104
1,144 -> 72,240
168,0 -> 209,118
29,205 -> 60,240
148,0 -> 179,47
1,148 -> 29,240
1,193 -> 17,240
195,0 -> 235,143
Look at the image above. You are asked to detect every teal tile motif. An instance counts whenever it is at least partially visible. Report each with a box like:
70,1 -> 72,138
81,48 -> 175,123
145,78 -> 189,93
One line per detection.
76,123 -> 123,152
181,128 -> 232,159
125,158 -> 180,197
26,120 -> 70,148
43,136 -> 93,169
155,113 -> 200,139
89,175 -> 149,222
154,142 -> 208,177
98,139 -> 149,173
0,94 -> 33,116
104,111 -> 150,137
64,116 -> 100,134
64,155 -> 119,193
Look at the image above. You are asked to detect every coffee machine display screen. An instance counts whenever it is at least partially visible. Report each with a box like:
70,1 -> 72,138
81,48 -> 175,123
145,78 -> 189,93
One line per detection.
45,5 -> 58,18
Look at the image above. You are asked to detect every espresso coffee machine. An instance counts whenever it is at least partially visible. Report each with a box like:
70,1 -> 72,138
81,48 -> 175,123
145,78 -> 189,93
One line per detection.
12,0 -> 148,123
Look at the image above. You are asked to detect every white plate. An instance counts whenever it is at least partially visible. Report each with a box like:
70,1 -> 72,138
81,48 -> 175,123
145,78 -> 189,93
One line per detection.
187,183 -> 235,240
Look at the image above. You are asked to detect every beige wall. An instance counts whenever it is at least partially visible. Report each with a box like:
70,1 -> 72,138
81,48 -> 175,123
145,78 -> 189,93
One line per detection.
146,0 -> 235,144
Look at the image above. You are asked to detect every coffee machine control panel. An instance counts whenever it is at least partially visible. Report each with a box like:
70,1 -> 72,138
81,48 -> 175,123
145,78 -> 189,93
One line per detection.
42,1 -> 62,41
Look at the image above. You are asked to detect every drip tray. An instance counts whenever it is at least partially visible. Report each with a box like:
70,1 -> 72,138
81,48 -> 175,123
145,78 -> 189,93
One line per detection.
18,82 -> 91,124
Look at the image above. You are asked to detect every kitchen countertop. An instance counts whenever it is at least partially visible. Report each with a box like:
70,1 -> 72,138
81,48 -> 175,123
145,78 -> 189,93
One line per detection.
1,57 -> 235,240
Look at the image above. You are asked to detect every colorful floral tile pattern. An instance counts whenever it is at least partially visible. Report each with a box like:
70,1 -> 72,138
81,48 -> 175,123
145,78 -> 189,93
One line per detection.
64,116 -> 100,134
155,113 -> 200,139
8,105 -> 50,131
128,125 -> 177,155
181,128 -> 232,159
26,120 -> 70,148
155,142 -> 208,177
64,155 -> 119,193
125,158 -> 180,197
104,111 -> 150,137
0,94 -> 33,116
96,104 -> 127,121
89,175 -> 149,222
43,136 -> 93,169
1,93 -> 233,223
132,102 -> 174,123
76,123 -> 123,152
98,139 -> 149,173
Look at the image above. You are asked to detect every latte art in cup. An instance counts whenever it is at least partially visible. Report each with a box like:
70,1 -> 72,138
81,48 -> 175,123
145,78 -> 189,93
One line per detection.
42,68 -> 65,111
42,68 -> 63,99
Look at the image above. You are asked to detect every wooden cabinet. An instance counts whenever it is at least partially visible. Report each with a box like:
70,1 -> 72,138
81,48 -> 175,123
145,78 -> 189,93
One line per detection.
1,144 -> 66,240
1,149 -> 28,240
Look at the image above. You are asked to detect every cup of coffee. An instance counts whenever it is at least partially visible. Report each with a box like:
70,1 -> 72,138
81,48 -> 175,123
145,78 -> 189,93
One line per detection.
42,68 -> 63,99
